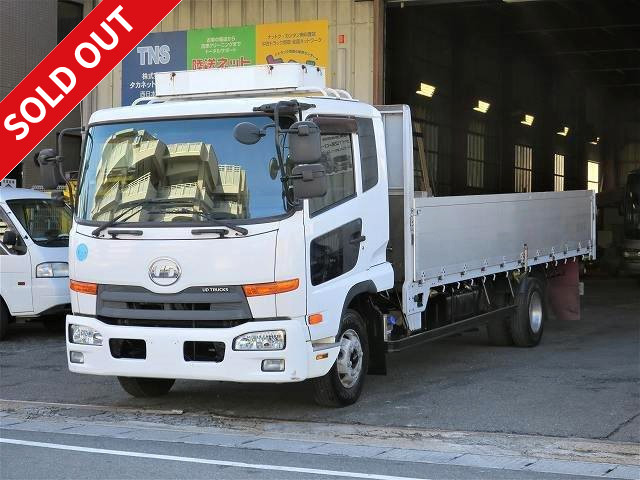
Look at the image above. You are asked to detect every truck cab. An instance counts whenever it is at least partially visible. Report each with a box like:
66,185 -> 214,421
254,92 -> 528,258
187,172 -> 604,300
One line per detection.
0,187 -> 72,338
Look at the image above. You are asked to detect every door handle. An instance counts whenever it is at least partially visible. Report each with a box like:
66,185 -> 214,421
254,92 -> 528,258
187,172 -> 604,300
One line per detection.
349,234 -> 366,245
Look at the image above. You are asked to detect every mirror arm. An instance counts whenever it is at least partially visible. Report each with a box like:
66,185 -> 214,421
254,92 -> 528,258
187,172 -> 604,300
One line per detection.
273,101 -> 296,208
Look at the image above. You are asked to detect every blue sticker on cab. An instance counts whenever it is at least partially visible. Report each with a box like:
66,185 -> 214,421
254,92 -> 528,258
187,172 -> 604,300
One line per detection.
76,243 -> 88,262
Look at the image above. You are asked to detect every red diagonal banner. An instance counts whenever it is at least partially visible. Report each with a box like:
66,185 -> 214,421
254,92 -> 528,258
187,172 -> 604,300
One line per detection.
0,0 -> 181,181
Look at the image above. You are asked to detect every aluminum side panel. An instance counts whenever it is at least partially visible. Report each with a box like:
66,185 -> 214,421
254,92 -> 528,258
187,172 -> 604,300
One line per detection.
412,191 -> 595,285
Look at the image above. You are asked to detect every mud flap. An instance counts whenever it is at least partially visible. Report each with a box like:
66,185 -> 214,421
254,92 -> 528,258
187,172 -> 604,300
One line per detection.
547,261 -> 580,321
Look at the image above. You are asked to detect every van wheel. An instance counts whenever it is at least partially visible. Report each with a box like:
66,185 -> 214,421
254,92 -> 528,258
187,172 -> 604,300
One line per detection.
0,300 -> 12,341
511,277 -> 545,347
313,309 -> 369,407
117,377 -> 175,397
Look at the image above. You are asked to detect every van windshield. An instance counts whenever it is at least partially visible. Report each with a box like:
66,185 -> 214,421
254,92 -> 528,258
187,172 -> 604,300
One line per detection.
76,116 -> 290,226
6,199 -> 72,247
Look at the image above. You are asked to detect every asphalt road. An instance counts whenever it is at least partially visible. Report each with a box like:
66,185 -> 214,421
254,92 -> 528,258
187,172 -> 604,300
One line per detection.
0,429 -> 605,480
1,277 -> 638,442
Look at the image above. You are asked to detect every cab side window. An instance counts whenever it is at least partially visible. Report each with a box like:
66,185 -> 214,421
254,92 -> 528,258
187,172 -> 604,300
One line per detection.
309,134 -> 355,215
356,118 -> 378,192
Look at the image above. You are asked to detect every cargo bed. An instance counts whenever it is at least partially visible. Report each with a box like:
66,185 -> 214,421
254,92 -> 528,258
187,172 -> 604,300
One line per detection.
378,105 -> 596,330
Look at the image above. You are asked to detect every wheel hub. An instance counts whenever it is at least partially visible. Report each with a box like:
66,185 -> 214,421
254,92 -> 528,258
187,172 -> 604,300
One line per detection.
336,328 -> 363,389
529,291 -> 543,333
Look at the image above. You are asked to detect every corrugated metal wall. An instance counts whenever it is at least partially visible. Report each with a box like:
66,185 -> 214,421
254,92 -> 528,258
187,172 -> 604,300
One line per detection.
82,0 -> 373,123
1,0 -> 58,186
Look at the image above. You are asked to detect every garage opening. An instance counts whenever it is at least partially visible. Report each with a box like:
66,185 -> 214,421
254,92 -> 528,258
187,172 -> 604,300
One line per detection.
385,0 -> 640,200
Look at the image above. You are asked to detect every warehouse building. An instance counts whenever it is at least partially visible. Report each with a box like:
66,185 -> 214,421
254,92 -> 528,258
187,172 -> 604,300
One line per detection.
4,0 -> 639,202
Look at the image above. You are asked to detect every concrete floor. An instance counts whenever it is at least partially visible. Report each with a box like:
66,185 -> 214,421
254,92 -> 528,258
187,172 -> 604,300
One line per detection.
1,277 -> 638,442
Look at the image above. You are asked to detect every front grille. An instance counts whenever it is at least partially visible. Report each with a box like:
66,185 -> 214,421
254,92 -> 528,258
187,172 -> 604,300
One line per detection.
96,284 -> 252,325
99,318 -> 248,328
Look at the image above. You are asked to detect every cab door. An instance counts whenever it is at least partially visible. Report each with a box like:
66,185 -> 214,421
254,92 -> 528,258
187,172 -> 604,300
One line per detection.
303,118 -> 378,341
0,208 -> 33,313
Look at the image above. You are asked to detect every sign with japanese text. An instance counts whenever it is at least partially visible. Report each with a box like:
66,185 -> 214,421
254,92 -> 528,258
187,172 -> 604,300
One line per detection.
256,20 -> 328,68
120,20 -> 329,105
121,31 -> 186,106
187,26 -> 255,70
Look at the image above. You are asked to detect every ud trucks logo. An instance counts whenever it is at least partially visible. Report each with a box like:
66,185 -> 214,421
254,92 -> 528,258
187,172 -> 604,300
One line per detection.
149,258 -> 181,286
202,287 -> 230,293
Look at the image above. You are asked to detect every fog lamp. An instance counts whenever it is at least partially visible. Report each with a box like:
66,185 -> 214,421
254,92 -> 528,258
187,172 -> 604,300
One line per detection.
262,359 -> 285,372
69,351 -> 84,364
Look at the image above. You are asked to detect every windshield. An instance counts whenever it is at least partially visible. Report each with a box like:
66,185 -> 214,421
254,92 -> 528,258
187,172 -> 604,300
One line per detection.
623,171 -> 640,239
6,199 -> 72,247
77,116 -> 289,226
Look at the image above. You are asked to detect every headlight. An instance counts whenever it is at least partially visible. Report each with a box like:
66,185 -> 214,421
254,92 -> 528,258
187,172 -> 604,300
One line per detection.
36,262 -> 69,278
69,324 -> 103,345
233,330 -> 285,351
623,250 -> 640,258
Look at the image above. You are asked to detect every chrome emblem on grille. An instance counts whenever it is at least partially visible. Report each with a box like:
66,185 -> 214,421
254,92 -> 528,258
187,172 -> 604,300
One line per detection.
149,258 -> 181,286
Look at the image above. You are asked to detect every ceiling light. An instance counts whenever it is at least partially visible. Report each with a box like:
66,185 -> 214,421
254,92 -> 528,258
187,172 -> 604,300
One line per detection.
520,114 -> 534,126
473,100 -> 491,114
588,136 -> 600,145
416,82 -> 436,98
557,126 -> 570,136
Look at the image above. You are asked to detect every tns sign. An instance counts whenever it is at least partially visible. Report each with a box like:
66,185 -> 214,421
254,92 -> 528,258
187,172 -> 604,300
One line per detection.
121,31 -> 186,105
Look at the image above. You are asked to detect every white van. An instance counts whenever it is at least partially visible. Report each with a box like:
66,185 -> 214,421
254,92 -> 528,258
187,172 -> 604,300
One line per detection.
0,187 -> 72,339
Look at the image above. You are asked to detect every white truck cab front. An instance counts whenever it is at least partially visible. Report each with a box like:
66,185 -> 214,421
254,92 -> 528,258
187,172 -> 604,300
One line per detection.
0,187 -> 72,339
66,65 -> 393,405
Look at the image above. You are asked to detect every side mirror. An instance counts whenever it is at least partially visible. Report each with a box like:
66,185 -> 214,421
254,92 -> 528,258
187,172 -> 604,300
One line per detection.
233,122 -> 266,145
2,230 -> 17,247
289,121 -> 321,164
35,148 -> 65,189
291,164 -> 327,199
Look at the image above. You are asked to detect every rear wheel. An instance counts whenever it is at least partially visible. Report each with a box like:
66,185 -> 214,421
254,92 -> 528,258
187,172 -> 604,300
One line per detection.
510,277 -> 545,347
313,309 -> 369,407
0,300 -> 10,341
117,377 -> 175,397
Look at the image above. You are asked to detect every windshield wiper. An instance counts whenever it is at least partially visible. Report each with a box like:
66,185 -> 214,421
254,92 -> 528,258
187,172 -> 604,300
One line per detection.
153,208 -> 248,236
91,199 -> 193,237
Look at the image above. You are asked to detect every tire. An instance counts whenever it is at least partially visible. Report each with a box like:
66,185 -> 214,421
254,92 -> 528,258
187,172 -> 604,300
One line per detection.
0,300 -> 10,341
117,377 -> 175,397
486,317 -> 513,346
510,277 -> 545,347
313,309 -> 369,407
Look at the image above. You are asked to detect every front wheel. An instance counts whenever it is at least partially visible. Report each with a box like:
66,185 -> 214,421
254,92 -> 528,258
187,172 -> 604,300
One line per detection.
117,377 -> 175,397
313,309 -> 369,407
0,300 -> 11,341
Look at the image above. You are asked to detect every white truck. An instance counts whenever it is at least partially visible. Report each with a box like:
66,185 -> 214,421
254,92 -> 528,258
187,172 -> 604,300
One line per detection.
58,64 -> 595,406
0,187 -> 72,338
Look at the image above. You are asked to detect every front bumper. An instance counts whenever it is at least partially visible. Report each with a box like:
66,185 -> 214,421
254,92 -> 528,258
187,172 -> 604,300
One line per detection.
66,315 -> 338,383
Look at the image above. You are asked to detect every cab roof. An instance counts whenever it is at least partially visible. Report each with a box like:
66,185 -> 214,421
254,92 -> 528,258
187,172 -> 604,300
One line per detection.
88,95 -> 381,126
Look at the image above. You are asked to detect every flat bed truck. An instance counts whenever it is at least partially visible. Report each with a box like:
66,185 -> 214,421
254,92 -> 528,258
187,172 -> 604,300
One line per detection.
58,64 -> 595,405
